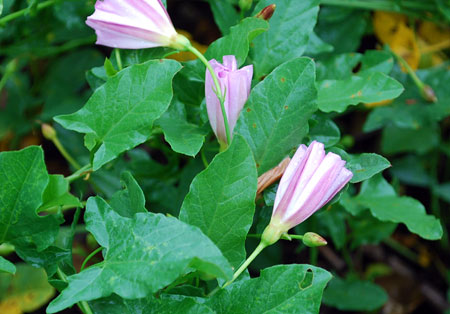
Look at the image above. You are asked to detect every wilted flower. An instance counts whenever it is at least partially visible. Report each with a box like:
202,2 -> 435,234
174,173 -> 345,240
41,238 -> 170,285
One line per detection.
262,141 -> 353,245
86,0 -> 189,50
205,55 -> 253,145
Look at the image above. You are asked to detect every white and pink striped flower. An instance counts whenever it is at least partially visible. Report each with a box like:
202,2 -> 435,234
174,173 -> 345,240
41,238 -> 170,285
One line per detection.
86,0 -> 189,50
262,141 -> 353,245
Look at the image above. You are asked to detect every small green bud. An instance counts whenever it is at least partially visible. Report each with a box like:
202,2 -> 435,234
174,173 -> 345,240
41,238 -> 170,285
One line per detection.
41,123 -> 57,140
239,0 -> 253,12
302,232 -> 327,247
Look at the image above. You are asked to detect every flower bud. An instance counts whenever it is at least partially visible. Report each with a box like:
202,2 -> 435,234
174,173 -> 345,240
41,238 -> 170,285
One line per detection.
267,141 -> 353,235
86,0 -> 188,50
255,4 -> 276,21
421,85 -> 437,103
302,232 -> 327,247
42,123 -> 57,140
205,55 -> 253,145
239,0 -> 253,12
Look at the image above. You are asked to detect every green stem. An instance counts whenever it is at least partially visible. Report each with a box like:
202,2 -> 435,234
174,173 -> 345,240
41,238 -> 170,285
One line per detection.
185,45 -> 232,146
320,0 -> 436,12
247,233 -> 304,240
0,59 -> 18,94
392,50 -> 424,90
0,0 -> 58,25
223,242 -> 267,289
66,164 -> 92,183
114,49 -> 123,71
383,237 -> 418,263
52,137 -> 81,170
201,148 -> 209,168
80,247 -> 103,271
56,267 -> 93,314
40,201 -> 86,214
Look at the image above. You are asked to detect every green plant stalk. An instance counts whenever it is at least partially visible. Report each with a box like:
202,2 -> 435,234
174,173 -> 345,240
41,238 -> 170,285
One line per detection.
52,136 -> 81,170
0,59 -> 17,94
0,0 -> 58,24
66,164 -> 92,183
392,51 -> 424,90
185,45 -> 232,146
320,0 -> 436,12
56,267 -> 93,314
81,247 -> 103,271
247,233 -> 304,240
115,49 -> 123,71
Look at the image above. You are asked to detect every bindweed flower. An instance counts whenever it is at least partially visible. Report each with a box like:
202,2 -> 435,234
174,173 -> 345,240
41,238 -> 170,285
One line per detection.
205,55 -> 253,145
262,141 -> 353,245
86,0 -> 190,50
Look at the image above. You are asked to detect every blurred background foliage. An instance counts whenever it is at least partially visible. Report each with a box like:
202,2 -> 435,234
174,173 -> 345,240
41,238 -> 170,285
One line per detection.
0,0 -> 450,313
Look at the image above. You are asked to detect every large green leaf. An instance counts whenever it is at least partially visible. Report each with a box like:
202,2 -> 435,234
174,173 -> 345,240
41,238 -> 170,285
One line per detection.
353,175 -> 442,240
0,146 -> 62,251
90,294 -> 214,314
109,172 -> 147,218
47,197 -> 232,313
38,175 -> 82,212
250,0 -> 320,78
206,17 -> 269,67
235,57 -> 317,174
0,257 -> 15,274
323,276 -> 388,311
179,135 -> 257,269
156,100 -> 206,157
346,153 -> 391,183
54,59 -> 181,170
207,264 -> 331,313
318,72 -> 404,113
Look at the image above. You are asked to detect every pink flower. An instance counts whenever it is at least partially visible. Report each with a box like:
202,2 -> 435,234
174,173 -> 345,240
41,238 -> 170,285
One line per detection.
205,55 -> 253,145
86,0 -> 189,50
262,141 -> 353,245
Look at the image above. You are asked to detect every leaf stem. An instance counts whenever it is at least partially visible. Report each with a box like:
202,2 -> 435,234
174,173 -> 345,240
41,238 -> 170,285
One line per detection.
185,45 -> 232,146
223,242 -> 267,288
0,0 -> 58,25
114,49 -> 123,71
80,247 -> 103,271
0,59 -> 18,94
56,267 -> 93,314
246,233 -> 304,240
51,136 -> 81,170
320,0 -> 435,13
66,164 -> 92,183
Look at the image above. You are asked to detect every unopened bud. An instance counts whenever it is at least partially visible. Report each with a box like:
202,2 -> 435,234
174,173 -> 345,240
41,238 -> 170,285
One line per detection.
421,85 -> 437,103
239,0 -> 252,12
302,232 -> 327,247
42,123 -> 57,140
255,4 -> 276,21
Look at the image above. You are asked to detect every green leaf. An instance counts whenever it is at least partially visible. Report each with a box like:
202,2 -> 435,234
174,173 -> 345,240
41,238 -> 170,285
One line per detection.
304,32 -> 334,56
179,135 -> 257,268
308,115 -> 341,148
0,264 -> 55,312
359,50 -> 394,75
54,59 -> 181,170
0,0 -> 3,15
47,197 -> 232,313
434,183 -> 450,204
316,7 -> 368,54
90,294 -> 214,314
318,72 -> 404,113
206,17 -> 269,67
323,276 -> 387,311
0,146 -> 62,250
207,264 -> 331,313
109,172 -> 147,218
120,47 -> 172,67
381,124 -> 439,155
316,53 -> 362,81
156,100 -> 206,157
354,175 -> 442,240
317,207 -> 346,249
207,0 -> 240,35
346,153 -> 391,183
348,211 -> 396,249
235,57 -> 317,174
0,257 -> 15,274
38,175 -> 82,212
250,0 -> 320,78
